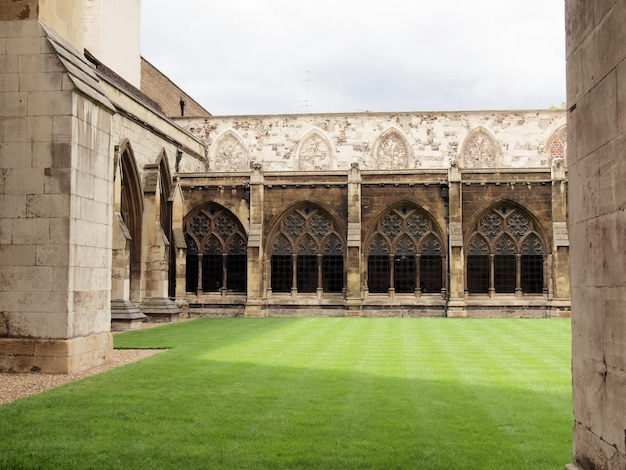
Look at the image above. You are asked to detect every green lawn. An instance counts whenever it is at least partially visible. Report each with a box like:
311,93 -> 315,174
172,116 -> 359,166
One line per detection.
0,318 -> 572,469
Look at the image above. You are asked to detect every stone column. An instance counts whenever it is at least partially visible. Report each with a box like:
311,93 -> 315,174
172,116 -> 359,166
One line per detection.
0,12 -> 116,372
345,163 -> 362,315
566,1 -> 626,468
549,158 -> 570,316
138,164 -> 179,322
446,161 -> 466,317
245,163 -> 265,316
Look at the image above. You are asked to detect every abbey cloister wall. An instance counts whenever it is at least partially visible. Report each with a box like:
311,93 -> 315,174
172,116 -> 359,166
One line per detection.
184,111 -> 566,172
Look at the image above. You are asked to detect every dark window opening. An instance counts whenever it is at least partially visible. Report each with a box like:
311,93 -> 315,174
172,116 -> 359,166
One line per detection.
394,256 -> 416,293
522,255 -> 543,293
227,255 -> 247,292
421,255 -> 442,293
368,256 -> 390,293
186,254 -> 198,292
494,255 -> 516,293
322,256 -> 343,293
297,255 -> 317,293
467,255 -> 489,293
271,255 -> 292,293
202,255 -> 222,292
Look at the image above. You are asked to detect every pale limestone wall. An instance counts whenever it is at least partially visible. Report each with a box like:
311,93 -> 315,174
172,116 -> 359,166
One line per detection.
566,0 -> 626,468
0,18 -> 114,372
181,110 -> 566,172
83,0 -> 141,88
39,0 -> 83,51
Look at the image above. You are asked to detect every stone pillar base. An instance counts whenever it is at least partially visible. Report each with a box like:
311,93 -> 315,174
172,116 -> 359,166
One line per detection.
0,332 -> 113,374
345,299 -> 363,316
140,297 -> 180,323
244,301 -> 265,317
446,300 -> 467,317
111,299 -> 147,331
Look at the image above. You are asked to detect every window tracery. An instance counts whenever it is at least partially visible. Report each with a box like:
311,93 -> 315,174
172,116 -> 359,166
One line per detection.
466,203 -> 545,294
184,203 -> 247,293
462,129 -> 498,168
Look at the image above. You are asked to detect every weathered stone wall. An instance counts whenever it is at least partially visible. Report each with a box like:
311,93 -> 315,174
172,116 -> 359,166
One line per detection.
566,1 -> 626,468
181,111 -> 566,172
0,18 -> 115,372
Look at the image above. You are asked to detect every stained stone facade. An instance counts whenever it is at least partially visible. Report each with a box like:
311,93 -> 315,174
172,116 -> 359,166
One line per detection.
177,111 -> 569,319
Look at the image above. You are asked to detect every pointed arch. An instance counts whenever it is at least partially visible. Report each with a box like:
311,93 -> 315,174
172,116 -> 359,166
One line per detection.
115,139 -> 143,303
373,127 -> 413,170
183,202 -> 247,293
546,125 -> 567,166
465,201 -> 547,294
295,127 -> 334,171
211,130 -> 249,172
461,127 -> 501,168
156,150 -> 176,296
366,202 -> 444,294
268,202 -> 345,294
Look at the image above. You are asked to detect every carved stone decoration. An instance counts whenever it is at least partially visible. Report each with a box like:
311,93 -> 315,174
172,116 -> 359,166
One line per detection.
395,235 -> 416,255
468,236 -> 489,255
214,133 -> 248,171
376,133 -> 408,170
298,134 -> 331,171
367,204 -> 442,256
480,213 -> 503,240
422,234 -> 443,255
269,204 -> 344,257
228,234 -> 247,255
495,235 -> 516,255
381,213 -> 402,239
323,235 -> 343,255
407,213 -> 429,237
283,214 -> 306,239
521,233 -> 544,255
185,234 -> 198,255
467,203 -> 545,257
298,235 -> 317,255
184,203 -> 247,255
310,214 -> 331,239
463,130 -> 497,168
272,234 -> 292,255
203,236 -> 223,255
369,234 -> 390,255
507,213 -> 530,240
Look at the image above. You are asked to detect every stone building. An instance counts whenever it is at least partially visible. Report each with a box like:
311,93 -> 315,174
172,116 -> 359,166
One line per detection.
3,1 -> 625,467
0,0 -> 569,371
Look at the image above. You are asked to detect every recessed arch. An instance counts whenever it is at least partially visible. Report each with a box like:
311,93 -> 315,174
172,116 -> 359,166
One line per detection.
183,202 -> 247,294
211,129 -> 249,172
461,126 -> 501,168
372,127 -> 413,170
268,202 -> 345,294
295,127 -> 334,171
546,125 -> 567,166
465,201 -> 547,295
365,202 -> 444,294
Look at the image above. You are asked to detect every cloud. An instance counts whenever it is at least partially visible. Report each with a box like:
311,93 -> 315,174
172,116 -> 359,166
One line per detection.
141,0 -> 565,115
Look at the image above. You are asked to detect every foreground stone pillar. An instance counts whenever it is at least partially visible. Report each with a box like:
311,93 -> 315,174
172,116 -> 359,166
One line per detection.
566,1 -> 626,468
0,9 -> 115,372
245,163 -> 265,316
345,163 -> 363,315
446,162 -> 466,317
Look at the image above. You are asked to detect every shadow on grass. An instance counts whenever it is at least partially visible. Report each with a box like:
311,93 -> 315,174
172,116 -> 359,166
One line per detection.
0,355 -> 571,470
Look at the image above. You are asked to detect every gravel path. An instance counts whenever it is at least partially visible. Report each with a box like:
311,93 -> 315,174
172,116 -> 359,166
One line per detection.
0,349 -> 163,405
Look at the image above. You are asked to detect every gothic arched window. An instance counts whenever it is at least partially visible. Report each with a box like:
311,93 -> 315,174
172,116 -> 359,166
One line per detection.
466,203 -> 545,295
184,204 -> 247,294
366,204 -> 444,295
269,204 -> 345,294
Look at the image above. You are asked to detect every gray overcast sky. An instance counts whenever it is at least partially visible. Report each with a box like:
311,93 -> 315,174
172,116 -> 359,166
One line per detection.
140,1 -> 566,116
